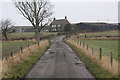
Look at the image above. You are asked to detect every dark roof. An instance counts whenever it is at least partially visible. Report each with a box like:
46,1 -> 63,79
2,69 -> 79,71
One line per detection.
76,22 -> 108,26
50,19 -> 69,25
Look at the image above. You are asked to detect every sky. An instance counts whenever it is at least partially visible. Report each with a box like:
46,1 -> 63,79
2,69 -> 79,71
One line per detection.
0,0 -> 119,26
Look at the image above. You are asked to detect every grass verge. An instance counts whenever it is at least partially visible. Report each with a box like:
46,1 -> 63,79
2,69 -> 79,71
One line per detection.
3,43 -> 49,78
65,40 -> 118,78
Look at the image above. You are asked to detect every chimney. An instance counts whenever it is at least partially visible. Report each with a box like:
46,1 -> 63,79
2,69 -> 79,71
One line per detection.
65,16 -> 67,19
54,18 -> 56,20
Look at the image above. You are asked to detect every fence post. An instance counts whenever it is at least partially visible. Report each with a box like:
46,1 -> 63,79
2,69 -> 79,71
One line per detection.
21,46 -> 23,53
12,38 -> 14,41
28,44 -> 29,49
38,42 -> 39,46
80,41 -> 81,46
20,57 -> 22,60
11,51 -> 13,57
92,48 -> 94,54
85,34 -> 86,38
33,43 -> 34,45
110,52 -> 113,66
83,42 -> 84,48
5,57 -> 7,61
86,44 -> 88,50
100,48 -> 102,60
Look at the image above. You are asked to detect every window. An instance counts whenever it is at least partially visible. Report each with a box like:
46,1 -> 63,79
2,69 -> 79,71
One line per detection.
52,25 -> 56,28
58,25 -> 61,27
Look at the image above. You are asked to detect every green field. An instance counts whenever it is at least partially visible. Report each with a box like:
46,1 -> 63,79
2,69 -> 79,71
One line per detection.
5,32 -> 57,40
7,32 -> 35,39
2,41 -> 34,58
79,39 -> 119,60
77,30 -> 119,38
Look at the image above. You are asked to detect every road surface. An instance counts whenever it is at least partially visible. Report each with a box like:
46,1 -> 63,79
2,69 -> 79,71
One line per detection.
25,36 -> 94,78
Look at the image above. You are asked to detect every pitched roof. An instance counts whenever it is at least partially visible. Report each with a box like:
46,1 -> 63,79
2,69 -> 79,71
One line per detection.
51,19 -> 69,25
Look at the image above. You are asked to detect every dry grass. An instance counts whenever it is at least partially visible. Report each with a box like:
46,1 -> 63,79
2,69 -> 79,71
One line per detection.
67,39 -> 118,76
70,34 -> 120,40
1,40 -> 48,77
78,37 -> 120,40
2,38 -> 36,42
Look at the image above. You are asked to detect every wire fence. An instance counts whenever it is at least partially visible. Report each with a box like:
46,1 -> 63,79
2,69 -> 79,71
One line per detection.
67,39 -> 118,76
1,40 -> 48,75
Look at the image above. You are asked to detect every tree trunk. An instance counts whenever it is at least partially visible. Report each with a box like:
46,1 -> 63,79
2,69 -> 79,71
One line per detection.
35,28 -> 40,43
4,34 -> 8,41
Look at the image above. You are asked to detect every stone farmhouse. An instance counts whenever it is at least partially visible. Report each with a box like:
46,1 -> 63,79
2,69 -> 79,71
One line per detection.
49,16 -> 70,32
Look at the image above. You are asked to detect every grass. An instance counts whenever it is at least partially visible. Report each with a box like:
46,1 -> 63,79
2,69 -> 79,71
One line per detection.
8,32 -> 35,39
78,30 -> 118,38
65,41 -> 118,78
2,32 -> 58,58
4,42 -> 49,78
6,32 -> 58,40
79,39 -> 119,61
2,41 -> 34,58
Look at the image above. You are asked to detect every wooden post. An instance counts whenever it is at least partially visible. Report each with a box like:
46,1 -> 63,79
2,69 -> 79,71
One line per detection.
2,57 -> 4,60
5,57 -> 7,61
86,44 -> 88,50
11,51 -> 13,57
110,52 -> 113,66
80,41 -> 81,46
92,48 -> 94,54
37,42 -> 39,46
85,34 -> 86,38
83,42 -> 84,48
100,48 -> 102,60
21,46 -> 23,53
20,57 -> 22,60
12,38 -> 14,41
28,44 -> 29,49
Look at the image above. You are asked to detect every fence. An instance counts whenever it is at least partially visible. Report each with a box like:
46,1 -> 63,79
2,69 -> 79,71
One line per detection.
67,39 -> 118,76
1,40 -> 49,76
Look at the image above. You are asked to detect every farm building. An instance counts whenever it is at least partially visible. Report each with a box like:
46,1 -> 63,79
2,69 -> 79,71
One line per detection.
49,16 -> 70,32
72,22 -> 118,32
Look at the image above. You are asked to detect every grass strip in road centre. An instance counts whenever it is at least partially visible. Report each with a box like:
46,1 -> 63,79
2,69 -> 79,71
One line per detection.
3,42 -> 49,78
65,41 -> 118,78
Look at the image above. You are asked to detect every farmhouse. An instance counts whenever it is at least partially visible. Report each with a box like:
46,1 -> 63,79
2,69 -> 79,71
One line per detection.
49,16 -> 70,32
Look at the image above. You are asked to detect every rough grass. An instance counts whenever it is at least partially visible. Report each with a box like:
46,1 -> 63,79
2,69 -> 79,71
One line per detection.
65,41 -> 118,78
2,41 -> 34,58
8,32 -> 35,39
2,41 -> 49,78
79,39 -> 119,61
6,32 -> 58,40
78,30 -> 118,37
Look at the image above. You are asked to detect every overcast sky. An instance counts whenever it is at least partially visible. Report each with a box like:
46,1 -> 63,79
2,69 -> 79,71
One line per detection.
0,0 -> 119,26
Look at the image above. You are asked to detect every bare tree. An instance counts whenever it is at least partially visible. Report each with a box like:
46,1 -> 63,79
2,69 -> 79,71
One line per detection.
13,0 -> 53,43
0,19 -> 13,41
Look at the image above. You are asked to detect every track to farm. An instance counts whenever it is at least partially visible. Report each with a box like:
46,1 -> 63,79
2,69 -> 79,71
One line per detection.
25,36 -> 94,78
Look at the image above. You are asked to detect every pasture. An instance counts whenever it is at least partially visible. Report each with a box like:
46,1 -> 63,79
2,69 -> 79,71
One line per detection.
2,41 -> 34,58
8,32 -> 35,39
6,32 -> 57,40
77,30 -> 118,38
79,39 -> 118,60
